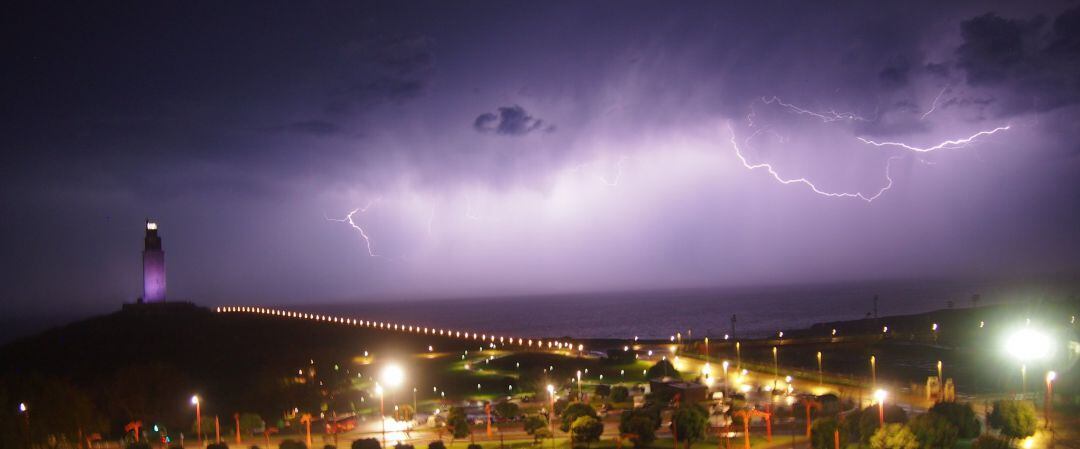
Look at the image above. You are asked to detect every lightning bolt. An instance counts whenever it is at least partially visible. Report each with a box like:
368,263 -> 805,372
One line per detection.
920,86 -> 948,120
326,198 -> 381,257
728,122 -> 899,202
856,126 -> 1011,153
760,96 -> 873,123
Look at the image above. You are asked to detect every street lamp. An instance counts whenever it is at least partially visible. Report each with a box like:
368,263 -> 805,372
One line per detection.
375,383 -> 386,447
1004,328 -> 1052,396
18,402 -> 29,449
576,370 -> 582,400
191,395 -> 202,447
1045,371 -> 1056,429
873,389 -> 887,426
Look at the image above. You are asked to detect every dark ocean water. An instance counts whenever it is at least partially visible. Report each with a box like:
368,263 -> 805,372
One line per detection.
297,278 -> 1076,339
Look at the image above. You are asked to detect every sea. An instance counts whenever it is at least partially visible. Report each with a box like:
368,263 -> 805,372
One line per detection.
297,278 -> 1076,340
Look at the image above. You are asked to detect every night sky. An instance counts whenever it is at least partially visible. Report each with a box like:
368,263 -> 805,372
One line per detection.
3,1 -> 1080,316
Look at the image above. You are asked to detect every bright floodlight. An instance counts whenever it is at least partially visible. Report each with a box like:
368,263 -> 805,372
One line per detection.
18,403 -> 27,412
1004,328 -> 1052,361
190,395 -> 199,405
546,384 -> 554,394
381,364 -> 404,388
1046,371 -> 1056,382
873,389 -> 887,403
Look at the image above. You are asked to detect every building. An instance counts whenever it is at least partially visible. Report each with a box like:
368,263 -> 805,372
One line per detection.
142,219 -> 166,302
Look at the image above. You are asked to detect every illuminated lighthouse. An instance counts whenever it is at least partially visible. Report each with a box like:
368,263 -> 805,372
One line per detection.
142,219 -> 167,302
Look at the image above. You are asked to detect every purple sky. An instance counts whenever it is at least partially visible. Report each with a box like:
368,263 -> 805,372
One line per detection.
3,1 -> 1079,315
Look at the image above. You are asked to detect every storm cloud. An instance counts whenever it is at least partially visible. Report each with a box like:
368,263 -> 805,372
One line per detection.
1,0 -> 1078,316
473,105 -> 553,136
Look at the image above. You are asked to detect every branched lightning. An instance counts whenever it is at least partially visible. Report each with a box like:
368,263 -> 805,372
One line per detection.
760,96 -> 873,123
728,122 -> 898,202
326,198 -> 382,257
856,126 -> 1011,152
569,156 -> 628,186
920,86 -> 948,120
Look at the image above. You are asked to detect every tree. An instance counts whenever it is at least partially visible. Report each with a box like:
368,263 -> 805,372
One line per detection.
396,404 -> 415,422
494,401 -> 521,421
394,443 -> 414,449
670,405 -> 708,447
810,418 -> 844,449
352,438 -> 381,449
619,410 -> 657,448
593,385 -> 611,397
908,413 -> 958,449
428,442 -> 446,449
854,405 -> 908,443
447,407 -> 471,443
571,416 -> 604,447
524,415 -> 549,442
869,424 -> 919,449
239,413 -> 265,435
646,360 -> 680,379
554,398 -> 570,416
560,403 -> 598,432
971,435 -> 1011,449
988,400 -> 1036,440
532,427 -> 553,445
208,444 -> 230,449
610,386 -> 630,403
928,403 -> 980,439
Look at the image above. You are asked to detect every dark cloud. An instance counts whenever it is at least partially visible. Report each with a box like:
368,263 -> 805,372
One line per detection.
955,7 -> 1080,115
473,105 -> 554,136
878,60 -> 911,88
326,35 -> 436,114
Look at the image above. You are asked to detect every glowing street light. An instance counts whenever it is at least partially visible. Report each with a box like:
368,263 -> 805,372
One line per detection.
190,395 -> 202,447
1045,371 -> 1056,429
1004,328 -> 1053,395
375,383 -> 387,447
873,389 -> 888,426
546,385 -> 556,449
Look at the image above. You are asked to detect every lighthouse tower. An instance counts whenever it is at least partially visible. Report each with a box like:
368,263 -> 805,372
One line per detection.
142,219 -> 167,302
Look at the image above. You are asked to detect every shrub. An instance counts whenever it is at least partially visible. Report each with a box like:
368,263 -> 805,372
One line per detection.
352,439 -> 380,449
988,400 -> 1036,439
593,384 -> 611,397
467,444 -> 482,449
869,424 -> 919,449
560,403 -> 598,432
670,405 -> 708,444
646,359 -> 680,379
854,405 -> 908,443
908,413 -> 958,449
393,444 -> 414,449
570,416 -> 604,447
929,402 -> 980,439
619,410 -> 657,447
971,435 -> 1011,449
524,415 -> 549,441
427,442 -> 446,449
207,444 -> 230,449
610,386 -> 630,403
810,417 -> 844,449
326,445 -> 337,449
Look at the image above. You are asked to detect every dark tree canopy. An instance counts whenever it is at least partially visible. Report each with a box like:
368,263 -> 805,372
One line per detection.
988,400 -> 1036,439
560,403 -> 598,432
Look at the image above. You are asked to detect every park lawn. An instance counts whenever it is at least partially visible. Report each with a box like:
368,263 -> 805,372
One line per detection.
432,434 -> 782,449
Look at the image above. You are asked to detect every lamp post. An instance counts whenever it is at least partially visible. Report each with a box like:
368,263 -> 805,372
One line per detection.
376,383 -> 386,447
546,385 -> 556,449
19,402 -> 29,449
937,361 -> 943,398
873,390 -> 887,427
576,370 -> 582,400
379,363 -> 405,447
1004,328 -> 1052,397
736,342 -> 741,371
191,395 -> 202,447
722,361 -> 730,389
870,356 -> 877,391
817,352 -> 823,386
1045,371 -> 1056,429
771,346 -> 779,387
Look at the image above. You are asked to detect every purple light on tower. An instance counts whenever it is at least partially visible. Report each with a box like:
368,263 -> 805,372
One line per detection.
142,219 -> 166,302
